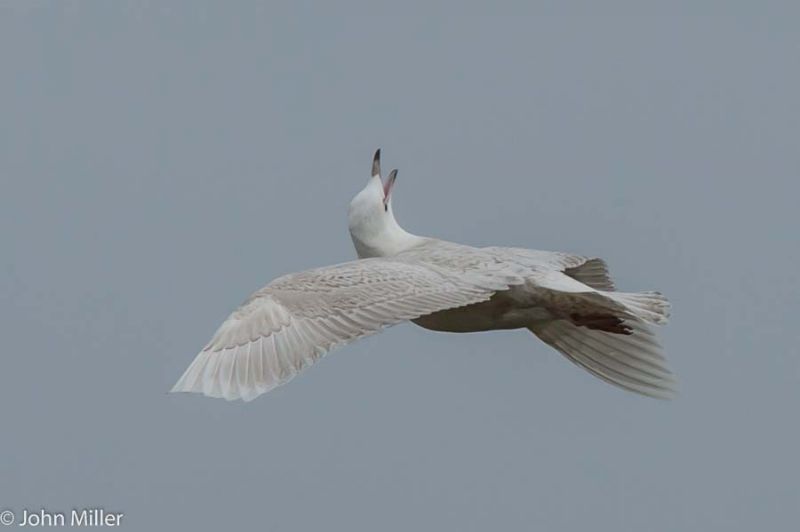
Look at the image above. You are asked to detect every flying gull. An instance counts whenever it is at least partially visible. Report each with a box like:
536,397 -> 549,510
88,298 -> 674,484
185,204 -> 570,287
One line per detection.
171,150 -> 674,401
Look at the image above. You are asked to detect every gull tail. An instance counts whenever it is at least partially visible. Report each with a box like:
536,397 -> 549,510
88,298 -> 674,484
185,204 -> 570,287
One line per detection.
605,290 -> 671,325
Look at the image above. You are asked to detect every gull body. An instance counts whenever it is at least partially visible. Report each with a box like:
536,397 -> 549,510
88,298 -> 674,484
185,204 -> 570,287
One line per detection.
172,150 -> 675,402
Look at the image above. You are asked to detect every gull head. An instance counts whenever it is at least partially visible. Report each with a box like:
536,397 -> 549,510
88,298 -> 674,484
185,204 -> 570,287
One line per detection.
348,149 -> 418,259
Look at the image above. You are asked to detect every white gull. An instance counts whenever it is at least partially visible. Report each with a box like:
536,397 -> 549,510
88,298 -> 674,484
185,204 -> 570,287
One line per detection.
171,150 -> 674,401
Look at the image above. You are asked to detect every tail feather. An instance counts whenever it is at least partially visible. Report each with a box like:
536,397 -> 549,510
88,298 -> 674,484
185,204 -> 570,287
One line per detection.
606,290 -> 670,325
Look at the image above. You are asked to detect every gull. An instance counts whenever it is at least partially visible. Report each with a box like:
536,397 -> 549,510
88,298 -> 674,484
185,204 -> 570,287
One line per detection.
171,150 -> 675,402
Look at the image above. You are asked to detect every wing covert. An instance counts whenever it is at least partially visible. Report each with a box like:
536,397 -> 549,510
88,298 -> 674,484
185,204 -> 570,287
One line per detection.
171,258 -> 504,401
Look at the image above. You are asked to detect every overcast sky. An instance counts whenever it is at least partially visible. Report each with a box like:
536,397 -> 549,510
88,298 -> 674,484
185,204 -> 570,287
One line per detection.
1,4 -> 799,531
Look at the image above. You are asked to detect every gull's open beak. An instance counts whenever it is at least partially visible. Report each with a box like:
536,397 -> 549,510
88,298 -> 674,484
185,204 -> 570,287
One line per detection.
383,169 -> 397,211
372,149 -> 396,211
372,149 -> 381,178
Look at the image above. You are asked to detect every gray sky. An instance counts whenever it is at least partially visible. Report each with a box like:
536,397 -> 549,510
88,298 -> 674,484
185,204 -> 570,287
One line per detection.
2,4 -> 799,531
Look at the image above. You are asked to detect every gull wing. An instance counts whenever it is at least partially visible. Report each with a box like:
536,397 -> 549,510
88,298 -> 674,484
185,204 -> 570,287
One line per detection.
482,246 -> 616,291
563,258 -> 616,291
171,258 -> 507,401
519,264 -> 675,399
529,318 -> 676,399
411,241 -> 615,290
397,241 -> 666,325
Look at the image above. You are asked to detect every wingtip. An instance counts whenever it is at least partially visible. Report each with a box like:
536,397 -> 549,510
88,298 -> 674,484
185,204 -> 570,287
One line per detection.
169,378 -> 188,395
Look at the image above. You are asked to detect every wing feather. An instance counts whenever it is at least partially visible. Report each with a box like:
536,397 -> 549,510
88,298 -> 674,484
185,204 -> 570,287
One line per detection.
529,319 -> 676,399
564,258 -> 616,291
171,258 -> 505,401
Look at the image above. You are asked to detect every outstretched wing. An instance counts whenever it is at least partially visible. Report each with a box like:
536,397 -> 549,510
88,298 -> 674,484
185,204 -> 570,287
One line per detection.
482,246 -> 616,291
529,318 -> 676,399
395,240 -> 614,290
563,258 -> 616,291
171,258 -> 509,401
